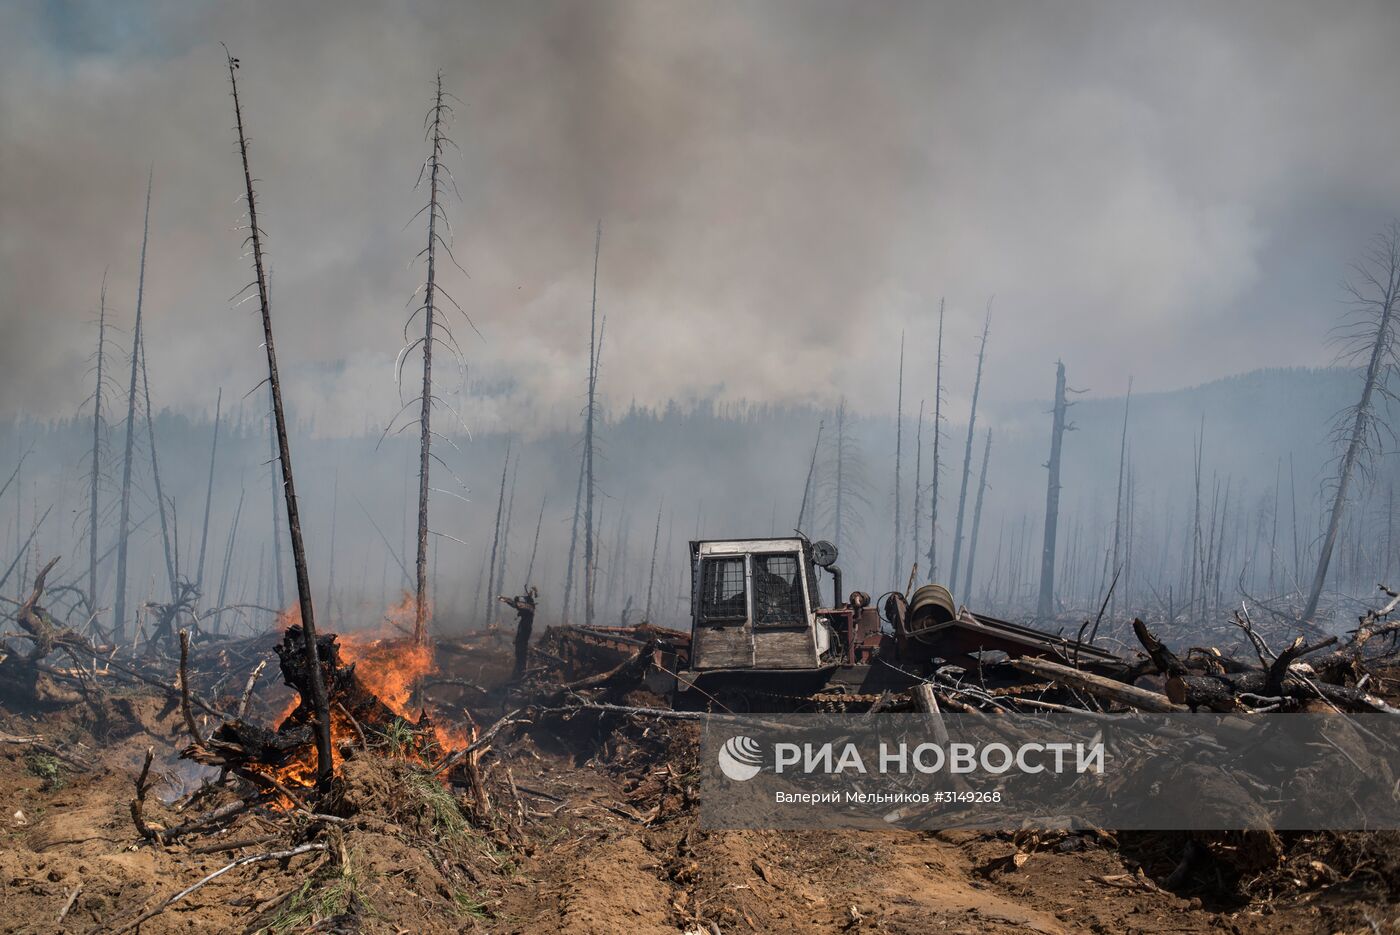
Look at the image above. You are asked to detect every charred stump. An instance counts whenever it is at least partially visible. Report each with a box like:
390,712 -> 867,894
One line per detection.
186,628 -> 437,790
0,558 -> 82,708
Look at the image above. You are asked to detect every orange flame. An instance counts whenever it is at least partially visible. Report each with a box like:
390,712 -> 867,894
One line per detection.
254,592 -> 471,797
337,592 -> 436,717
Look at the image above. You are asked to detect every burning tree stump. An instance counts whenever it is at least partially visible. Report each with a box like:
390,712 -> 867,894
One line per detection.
186,627 -> 439,794
274,626 -> 405,735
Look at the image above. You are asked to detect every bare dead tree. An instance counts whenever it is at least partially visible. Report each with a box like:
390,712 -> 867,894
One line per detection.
113,170 -> 152,642
584,223 -> 603,627
1304,222 -> 1400,622
138,330 -> 178,602
483,440 -> 511,624
796,418 -> 824,532
949,304 -> 991,593
1289,452 -> 1300,589
87,273 -> 110,620
644,499 -> 662,622
562,312 -> 610,624
835,401 -> 847,552
927,298 -> 945,581
492,454 -> 520,624
562,444 -> 585,624
216,485 -> 244,614
1036,360 -> 1077,621
819,399 -> 870,558
1109,378 -> 1132,624
404,71 -> 463,646
194,388 -> 222,595
911,398 -> 924,575
524,495 -> 546,588
1268,456 -> 1280,592
1189,417 -> 1205,619
893,330 -> 905,583
961,427 -> 992,600
223,46 -> 332,789
266,392 -> 285,609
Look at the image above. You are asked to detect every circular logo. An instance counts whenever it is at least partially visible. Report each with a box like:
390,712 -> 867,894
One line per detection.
717,735 -> 763,781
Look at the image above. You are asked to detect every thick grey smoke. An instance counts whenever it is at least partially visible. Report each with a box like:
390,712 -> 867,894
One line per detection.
4,1 -> 1400,433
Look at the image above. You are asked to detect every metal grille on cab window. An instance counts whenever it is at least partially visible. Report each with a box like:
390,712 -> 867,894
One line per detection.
702,558 -> 746,620
753,554 -> 804,626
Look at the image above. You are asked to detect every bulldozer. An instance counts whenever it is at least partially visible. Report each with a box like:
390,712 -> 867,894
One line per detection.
552,535 -> 1124,712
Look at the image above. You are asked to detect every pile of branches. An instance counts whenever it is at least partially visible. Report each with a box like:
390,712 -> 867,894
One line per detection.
1016,588 -> 1400,717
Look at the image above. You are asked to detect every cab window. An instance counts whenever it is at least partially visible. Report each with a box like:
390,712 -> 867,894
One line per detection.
699,557 -> 747,622
752,552 -> 806,626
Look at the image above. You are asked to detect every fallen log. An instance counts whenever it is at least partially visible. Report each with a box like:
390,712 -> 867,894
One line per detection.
912,683 -> 950,745
1164,674 -> 1240,712
1010,657 -> 1186,713
1132,618 -> 1188,676
547,638 -> 659,701
1166,668 -> 1399,714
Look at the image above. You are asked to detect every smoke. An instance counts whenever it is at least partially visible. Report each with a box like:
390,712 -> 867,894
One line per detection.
3,0 -> 1400,435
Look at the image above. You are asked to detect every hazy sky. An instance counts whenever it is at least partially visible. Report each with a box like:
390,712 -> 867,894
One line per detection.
3,0 -> 1400,434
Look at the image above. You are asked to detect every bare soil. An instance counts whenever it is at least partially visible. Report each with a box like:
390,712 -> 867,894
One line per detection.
1,638 -> 1396,934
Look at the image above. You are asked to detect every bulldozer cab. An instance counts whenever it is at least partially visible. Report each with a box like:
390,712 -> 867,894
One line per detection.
688,538 -> 831,670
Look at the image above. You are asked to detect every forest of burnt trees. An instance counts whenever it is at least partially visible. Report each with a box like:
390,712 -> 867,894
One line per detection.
4,349 -> 1399,655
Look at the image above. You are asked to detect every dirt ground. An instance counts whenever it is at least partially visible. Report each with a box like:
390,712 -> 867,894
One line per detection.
1,636 -> 1397,934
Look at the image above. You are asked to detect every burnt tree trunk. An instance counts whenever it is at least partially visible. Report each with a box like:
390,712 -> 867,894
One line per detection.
412,72 -> 449,646
266,385 -> 286,610
1109,379 -> 1131,624
87,274 -> 109,621
524,495 -> 546,589
493,455 -> 519,624
113,171 -> 152,642
962,428 -> 992,601
911,398 -> 924,578
216,486 -> 244,613
893,331 -> 904,584
483,441 -> 510,624
796,419 -> 823,533
927,298 -> 945,581
949,306 -> 990,594
224,48 -> 333,791
1036,360 -> 1071,622
562,444 -> 585,624
645,500 -> 662,622
139,330 -> 178,603
1304,225 -> 1400,623
194,388 -> 222,596
584,223 -> 602,627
